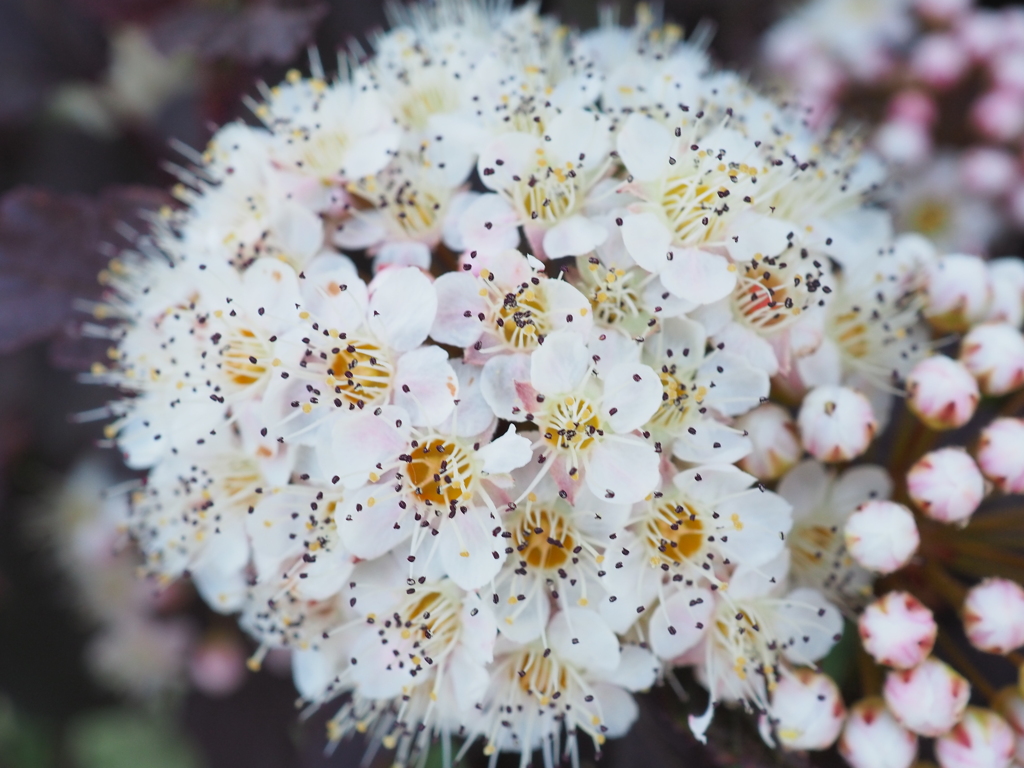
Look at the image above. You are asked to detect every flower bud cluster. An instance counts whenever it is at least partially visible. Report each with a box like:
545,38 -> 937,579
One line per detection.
89,1 -> 1024,766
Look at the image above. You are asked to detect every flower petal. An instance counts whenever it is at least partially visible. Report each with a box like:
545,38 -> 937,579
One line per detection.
616,113 -> 674,182
368,267 -> 437,351
584,435 -> 660,504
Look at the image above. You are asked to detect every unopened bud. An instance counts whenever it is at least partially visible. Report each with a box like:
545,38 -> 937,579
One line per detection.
935,707 -> 1015,768
994,688 -> 1024,765
859,591 -> 937,669
839,697 -> 918,768
798,386 -> 877,463
960,323 -> 1024,396
963,578 -> 1024,655
986,258 -> 1024,328
884,657 -> 970,737
767,668 -> 846,751
906,356 -> 979,430
977,418 -> 1024,494
845,501 -> 920,575
924,254 -> 993,333
907,448 -> 985,525
736,403 -> 802,481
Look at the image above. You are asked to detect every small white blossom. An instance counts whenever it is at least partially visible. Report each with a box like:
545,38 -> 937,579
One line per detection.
923,253 -> 993,333
906,355 -> 980,430
839,697 -> 919,768
960,322 -> 1024,397
907,448 -> 986,525
735,403 -> 802,481
764,668 -> 846,751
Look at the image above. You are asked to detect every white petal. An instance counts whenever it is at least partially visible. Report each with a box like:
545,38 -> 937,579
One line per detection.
621,211 -> 673,272
715,489 -> 794,568
672,419 -> 752,464
477,132 -> 540,191
374,240 -> 432,272
272,201 -> 325,266
542,214 -> 609,258
300,253 -> 368,329
438,509 -> 505,590
479,425 -> 533,475
831,464 -> 893,514
649,587 -> 715,660
546,108 -> 611,168
777,460 -> 832,523
324,405 -> 410,488
342,128 -> 402,179
441,190 -> 480,252
444,359 -> 498,438
660,248 -> 737,306
431,272 -> 487,348
531,332 -> 590,395
700,353 -> 770,417
543,278 -> 595,337
368,267 -> 437,351
549,607 -> 620,672
778,588 -> 843,664
584,435 -> 660,504
496,583 -> 550,643
712,322 -> 780,376
337,486 -> 410,559
600,361 -> 663,432
481,353 -> 532,421
605,645 -> 659,691
592,684 -> 639,739
241,257 -> 303,331
726,213 -> 793,263
617,113 -> 674,182
393,346 -> 458,427
458,193 -> 521,254
334,211 -> 388,249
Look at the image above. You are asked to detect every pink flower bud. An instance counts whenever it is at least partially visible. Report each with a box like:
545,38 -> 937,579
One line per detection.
845,501 -> 920,575
911,34 -> 970,90
986,258 -> 1024,327
768,668 -> 846,750
993,50 -> 1024,94
977,417 -> 1024,493
960,148 -> 1019,197
994,688 -> 1024,764
839,697 -> 918,768
884,657 -> 971,737
798,386 -> 878,463
963,578 -> 1024,655
960,323 -> 1024,396
736,403 -> 802,481
916,0 -> 971,23
859,591 -> 937,669
906,356 -> 980,430
935,707 -> 1015,768
887,90 -> 938,126
907,448 -> 986,525
875,119 -> 933,167
958,11 -> 1003,60
972,89 -> 1024,143
924,254 -> 994,333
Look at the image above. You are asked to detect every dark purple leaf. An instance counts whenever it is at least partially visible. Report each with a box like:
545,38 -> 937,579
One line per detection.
150,3 -> 328,66
0,185 -> 170,359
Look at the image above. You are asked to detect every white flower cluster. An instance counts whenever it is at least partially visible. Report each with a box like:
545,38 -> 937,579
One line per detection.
84,1 -> 1024,766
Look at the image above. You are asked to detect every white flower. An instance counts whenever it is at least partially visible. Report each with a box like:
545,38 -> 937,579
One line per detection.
907,448 -> 985,525
735,403 -> 802,481
431,248 -> 593,361
994,688 -> 1024,766
906,355 -> 980,431
473,108 -> 614,259
764,668 -> 846,751
844,500 -> 919,575
798,385 -> 878,463
490,467 -> 626,643
492,332 -> 663,504
606,464 -> 792,640
858,591 -> 937,669
935,707 -> 1015,768
883,657 -> 970,737
838,697 -> 919,768
778,460 -> 891,609
923,253 -> 994,333
689,552 -> 842,742
977,418 -> 1024,494
472,609 -> 658,762
960,322 -> 1024,397
963,578 -> 1024,655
